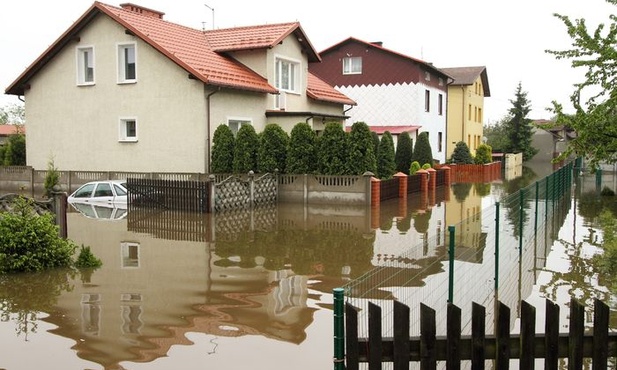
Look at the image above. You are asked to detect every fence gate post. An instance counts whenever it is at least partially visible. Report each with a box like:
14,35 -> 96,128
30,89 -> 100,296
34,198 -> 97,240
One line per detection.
208,175 -> 216,213
333,288 -> 345,370
448,225 -> 455,303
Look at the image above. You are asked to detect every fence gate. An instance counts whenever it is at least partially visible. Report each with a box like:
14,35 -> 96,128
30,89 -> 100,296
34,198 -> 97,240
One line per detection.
212,172 -> 277,212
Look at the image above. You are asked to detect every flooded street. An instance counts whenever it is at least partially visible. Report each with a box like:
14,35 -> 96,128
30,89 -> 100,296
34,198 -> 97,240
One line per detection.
0,164 -> 616,369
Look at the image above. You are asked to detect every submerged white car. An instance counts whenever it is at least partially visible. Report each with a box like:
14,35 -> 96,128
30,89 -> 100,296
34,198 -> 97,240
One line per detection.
67,180 -> 128,205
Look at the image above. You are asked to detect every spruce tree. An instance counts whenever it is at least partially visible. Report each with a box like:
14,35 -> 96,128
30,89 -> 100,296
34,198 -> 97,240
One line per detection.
377,131 -> 396,179
258,123 -> 289,173
450,141 -> 474,164
347,121 -> 377,175
503,82 -> 538,161
286,122 -> 318,174
411,132 -> 434,168
395,131 -> 413,174
371,131 -> 380,164
233,124 -> 259,173
211,124 -> 235,173
317,122 -> 348,175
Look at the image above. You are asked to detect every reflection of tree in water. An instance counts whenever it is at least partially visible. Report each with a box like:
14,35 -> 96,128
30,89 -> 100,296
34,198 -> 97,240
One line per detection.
452,183 -> 473,203
0,268 -> 76,339
413,209 -> 432,234
396,212 -> 412,233
214,229 -> 375,278
474,182 -> 491,197
502,166 -> 538,195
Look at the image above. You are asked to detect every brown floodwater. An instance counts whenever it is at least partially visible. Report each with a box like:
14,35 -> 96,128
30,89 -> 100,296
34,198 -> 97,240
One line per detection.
0,167 -> 615,370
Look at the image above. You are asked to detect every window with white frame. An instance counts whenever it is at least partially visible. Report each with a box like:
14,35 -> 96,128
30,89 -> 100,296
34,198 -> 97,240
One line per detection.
342,56 -> 362,75
228,118 -> 251,136
424,90 -> 430,112
118,43 -> 136,83
275,57 -> 298,92
77,46 -> 95,85
119,118 -> 137,142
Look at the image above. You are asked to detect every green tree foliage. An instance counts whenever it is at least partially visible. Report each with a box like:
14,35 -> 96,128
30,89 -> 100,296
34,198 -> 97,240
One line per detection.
74,245 -> 102,268
450,141 -> 474,164
474,143 -> 493,164
3,132 -> 25,166
347,121 -> 377,175
43,157 -> 60,198
233,124 -> 259,173
410,161 -> 421,175
411,132 -> 434,167
317,122 -> 348,175
0,103 -> 25,125
484,117 -> 510,152
503,82 -> 538,161
395,131 -> 413,174
377,131 -> 396,179
595,210 -> 617,292
211,124 -> 235,173
546,2 -> 617,168
0,197 -> 77,273
371,131 -> 380,161
286,122 -> 318,174
258,123 -> 289,173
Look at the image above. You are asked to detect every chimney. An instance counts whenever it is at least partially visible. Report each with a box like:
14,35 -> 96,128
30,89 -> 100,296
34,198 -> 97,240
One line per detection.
120,3 -> 165,19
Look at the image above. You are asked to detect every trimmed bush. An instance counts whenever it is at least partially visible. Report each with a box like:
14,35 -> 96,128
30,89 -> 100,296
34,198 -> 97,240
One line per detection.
450,141 -> 474,164
474,143 -> 493,164
422,163 -> 431,170
211,124 -> 235,173
3,133 -> 25,166
377,131 -> 396,179
317,122 -> 349,175
411,132 -> 433,168
258,123 -> 289,173
286,122 -> 318,174
395,131 -> 413,175
410,161 -> 421,175
233,124 -> 259,173
347,121 -> 377,175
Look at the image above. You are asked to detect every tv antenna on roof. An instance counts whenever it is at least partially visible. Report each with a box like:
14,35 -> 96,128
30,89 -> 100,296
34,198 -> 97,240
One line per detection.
204,3 -> 214,30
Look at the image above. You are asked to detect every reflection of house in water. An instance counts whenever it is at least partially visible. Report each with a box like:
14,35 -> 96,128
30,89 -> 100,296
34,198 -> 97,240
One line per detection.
445,182 -> 487,263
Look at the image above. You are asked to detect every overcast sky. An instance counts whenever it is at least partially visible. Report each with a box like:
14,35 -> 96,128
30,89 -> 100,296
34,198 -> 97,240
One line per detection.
1,0 -> 615,124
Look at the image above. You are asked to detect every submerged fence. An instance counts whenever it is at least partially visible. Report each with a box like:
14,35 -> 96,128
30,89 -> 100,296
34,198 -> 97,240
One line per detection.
337,159 -> 582,368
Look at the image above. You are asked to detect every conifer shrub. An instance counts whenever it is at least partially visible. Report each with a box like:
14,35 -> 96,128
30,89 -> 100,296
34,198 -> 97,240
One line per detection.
286,122 -> 318,174
395,131 -> 413,175
75,245 -> 102,268
474,143 -> 493,164
258,123 -> 289,173
317,122 -> 348,175
411,132 -> 433,168
450,141 -> 474,164
211,124 -> 235,173
410,161 -> 421,175
377,131 -> 396,179
233,124 -> 259,173
347,121 -> 377,175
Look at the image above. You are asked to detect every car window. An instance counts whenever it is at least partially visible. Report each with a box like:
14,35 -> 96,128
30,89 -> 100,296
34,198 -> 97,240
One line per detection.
93,205 -> 113,219
114,184 -> 127,196
73,184 -> 95,198
94,183 -> 113,197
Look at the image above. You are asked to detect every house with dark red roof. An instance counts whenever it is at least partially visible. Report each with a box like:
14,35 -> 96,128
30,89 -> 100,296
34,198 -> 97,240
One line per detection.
5,2 -> 354,173
310,37 -> 452,163
0,124 -> 24,147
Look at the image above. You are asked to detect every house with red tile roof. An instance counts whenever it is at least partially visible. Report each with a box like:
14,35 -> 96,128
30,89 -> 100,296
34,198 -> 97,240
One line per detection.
5,2 -> 354,173
309,37 -> 452,163
439,66 -> 490,159
0,124 -> 24,147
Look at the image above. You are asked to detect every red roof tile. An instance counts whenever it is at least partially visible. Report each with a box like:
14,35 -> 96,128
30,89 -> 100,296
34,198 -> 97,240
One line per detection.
6,2 -> 346,105
0,125 -> 25,136
307,73 -> 356,105
345,125 -> 421,134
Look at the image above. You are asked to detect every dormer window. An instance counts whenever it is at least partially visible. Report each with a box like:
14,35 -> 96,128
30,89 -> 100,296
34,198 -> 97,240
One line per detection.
118,43 -> 136,83
77,46 -> 95,85
343,56 -> 362,75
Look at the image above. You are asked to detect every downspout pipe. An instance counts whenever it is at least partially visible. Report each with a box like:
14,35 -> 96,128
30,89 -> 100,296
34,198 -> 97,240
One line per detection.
205,87 -> 220,174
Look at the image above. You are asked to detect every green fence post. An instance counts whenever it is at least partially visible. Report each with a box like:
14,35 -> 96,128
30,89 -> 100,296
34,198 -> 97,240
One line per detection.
596,168 -> 603,191
545,177 -> 549,223
448,225 -> 456,304
495,202 -> 500,299
519,189 -> 524,256
333,287 -> 345,370
534,181 -> 539,237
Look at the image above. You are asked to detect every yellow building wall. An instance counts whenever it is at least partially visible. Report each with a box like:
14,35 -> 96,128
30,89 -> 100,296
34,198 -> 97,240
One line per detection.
446,77 -> 486,159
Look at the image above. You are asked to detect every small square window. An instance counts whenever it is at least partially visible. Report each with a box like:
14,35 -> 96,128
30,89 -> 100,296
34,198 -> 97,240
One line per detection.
118,43 -> 136,83
119,118 -> 137,142
343,57 -> 362,75
425,71 -> 430,81
77,46 -> 95,85
121,242 -> 140,268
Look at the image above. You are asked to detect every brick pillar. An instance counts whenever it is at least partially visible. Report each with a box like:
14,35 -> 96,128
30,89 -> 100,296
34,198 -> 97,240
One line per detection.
394,172 -> 408,198
371,177 -> 381,229
417,169 -> 429,210
427,168 -> 436,206
441,166 -> 452,187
